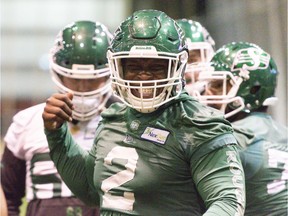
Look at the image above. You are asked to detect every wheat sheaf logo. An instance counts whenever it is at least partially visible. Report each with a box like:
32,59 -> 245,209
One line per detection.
231,48 -> 270,72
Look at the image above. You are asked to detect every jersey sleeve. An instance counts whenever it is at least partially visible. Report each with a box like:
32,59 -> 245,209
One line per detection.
45,123 -> 99,206
1,146 -> 26,216
192,144 -> 245,216
3,108 -> 34,159
4,104 -> 46,160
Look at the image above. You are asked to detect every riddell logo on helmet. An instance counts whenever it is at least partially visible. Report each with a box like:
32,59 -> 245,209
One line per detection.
134,46 -> 153,50
130,46 -> 158,55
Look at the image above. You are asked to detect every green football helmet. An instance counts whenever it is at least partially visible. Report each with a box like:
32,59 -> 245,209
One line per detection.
50,20 -> 113,121
176,19 -> 215,95
107,10 -> 188,113
195,42 -> 278,118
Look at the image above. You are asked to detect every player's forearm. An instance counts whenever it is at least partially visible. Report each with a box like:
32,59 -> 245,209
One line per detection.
193,145 -> 246,216
44,123 -> 98,206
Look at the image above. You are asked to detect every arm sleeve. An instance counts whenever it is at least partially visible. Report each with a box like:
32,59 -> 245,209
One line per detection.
45,123 -> 99,206
192,144 -> 246,216
1,146 -> 26,216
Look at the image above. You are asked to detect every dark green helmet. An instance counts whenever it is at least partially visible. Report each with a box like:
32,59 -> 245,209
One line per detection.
51,20 -> 112,72
50,20 -> 113,120
176,18 -> 215,46
107,10 -> 188,113
110,10 -> 186,54
196,41 -> 278,117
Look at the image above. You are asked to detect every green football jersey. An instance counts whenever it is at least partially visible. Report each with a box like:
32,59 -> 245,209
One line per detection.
233,112 -> 288,216
46,92 -> 245,216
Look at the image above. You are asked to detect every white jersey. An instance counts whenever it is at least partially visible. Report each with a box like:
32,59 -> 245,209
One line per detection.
4,103 -> 101,202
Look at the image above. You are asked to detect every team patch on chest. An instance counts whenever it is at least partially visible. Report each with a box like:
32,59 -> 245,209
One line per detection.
141,127 -> 170,145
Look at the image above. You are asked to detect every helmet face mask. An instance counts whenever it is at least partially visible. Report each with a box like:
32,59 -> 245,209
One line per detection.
194,42 -> 278,118
195,70 -> 245,118
50,20 -> 113,121
186,41 -> 215,72
108,10 -> 188,113
176,19 -> 215,95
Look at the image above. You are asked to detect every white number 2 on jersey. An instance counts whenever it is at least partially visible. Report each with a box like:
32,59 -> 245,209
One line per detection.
101,146 -> 139,211
267,149 -> 288,194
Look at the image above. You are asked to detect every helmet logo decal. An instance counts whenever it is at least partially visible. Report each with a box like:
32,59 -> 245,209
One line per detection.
231,48 -> 270,72
130,120 -> 140,131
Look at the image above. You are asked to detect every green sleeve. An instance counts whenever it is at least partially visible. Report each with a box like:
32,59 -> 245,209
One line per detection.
45,123 -> 99,206
192,144 -> 246,216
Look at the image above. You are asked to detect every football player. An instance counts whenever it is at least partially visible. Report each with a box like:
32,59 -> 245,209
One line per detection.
194,41 -> 288,215
42,10 -> 245,215
1,20 -> 119,216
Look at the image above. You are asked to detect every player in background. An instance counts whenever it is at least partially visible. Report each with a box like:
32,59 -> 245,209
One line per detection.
193,41 -> 288,215
42,10 -> 245,216
1,20 -> 119,216
176,18 -> 215,95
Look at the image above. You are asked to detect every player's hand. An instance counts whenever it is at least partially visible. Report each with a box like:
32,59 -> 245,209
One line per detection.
42,92 -> 74,130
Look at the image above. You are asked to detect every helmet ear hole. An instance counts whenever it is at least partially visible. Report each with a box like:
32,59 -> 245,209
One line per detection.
168,36 -> 177,43
61,60 -> 70,67
93,35 -> 97,46
250,85 -> 261,94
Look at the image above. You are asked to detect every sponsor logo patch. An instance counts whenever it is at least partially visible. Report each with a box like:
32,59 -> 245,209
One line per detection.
141,127 -> 169,145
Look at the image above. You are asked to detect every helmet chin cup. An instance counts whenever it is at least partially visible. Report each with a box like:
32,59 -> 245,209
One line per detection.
71,92 -> 111,121
72,95 -> 102,121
